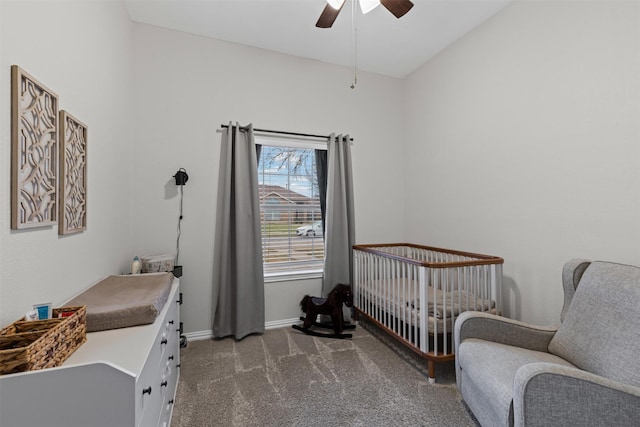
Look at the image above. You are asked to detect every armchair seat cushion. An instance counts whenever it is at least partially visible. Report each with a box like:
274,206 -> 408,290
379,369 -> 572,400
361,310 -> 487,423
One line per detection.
458,339 -> 576,426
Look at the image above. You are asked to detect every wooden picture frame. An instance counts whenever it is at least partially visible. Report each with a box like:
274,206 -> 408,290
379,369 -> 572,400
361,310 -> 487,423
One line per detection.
59,111 -> 87,235
11,65 -> 59,229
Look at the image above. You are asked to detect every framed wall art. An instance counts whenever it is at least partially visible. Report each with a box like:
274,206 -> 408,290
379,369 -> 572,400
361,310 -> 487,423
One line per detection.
11,65 -> 59,229
59,111 -> 87,235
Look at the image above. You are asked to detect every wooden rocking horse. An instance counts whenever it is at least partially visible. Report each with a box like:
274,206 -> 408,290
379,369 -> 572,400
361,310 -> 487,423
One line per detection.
292,283 -> 355,339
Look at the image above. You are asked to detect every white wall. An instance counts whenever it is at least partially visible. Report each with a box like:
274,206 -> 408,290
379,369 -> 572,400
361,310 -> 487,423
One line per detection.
404,0 -> 640,324
4,0 -> 633,334
0,1 -> 135,326
131,24 -> 406,334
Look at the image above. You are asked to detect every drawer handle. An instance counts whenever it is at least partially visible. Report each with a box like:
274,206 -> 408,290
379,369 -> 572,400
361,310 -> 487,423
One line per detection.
161,338 -> 168,345
168,399 -> 174,405
168,355 -> 174,361
176,364 -> 181,368
161,380 -> 168,388
168,320 -> 174,325
142,386 -> 152,396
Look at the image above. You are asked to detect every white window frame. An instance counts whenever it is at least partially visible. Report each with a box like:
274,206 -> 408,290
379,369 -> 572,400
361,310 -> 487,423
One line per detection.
256,134 -> 327,281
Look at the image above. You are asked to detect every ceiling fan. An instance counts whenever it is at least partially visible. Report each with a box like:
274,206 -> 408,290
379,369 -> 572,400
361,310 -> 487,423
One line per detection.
316,0 -> 414,28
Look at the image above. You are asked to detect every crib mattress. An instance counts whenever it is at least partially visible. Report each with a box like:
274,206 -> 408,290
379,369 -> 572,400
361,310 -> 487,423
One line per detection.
357,280 -> 495,335
66,272 -> 174,332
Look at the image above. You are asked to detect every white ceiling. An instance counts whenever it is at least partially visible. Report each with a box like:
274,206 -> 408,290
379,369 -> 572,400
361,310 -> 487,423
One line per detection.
124,0 -> 511,78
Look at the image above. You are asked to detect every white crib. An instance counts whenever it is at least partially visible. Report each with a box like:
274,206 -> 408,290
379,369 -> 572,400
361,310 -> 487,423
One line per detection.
353,243 -> 503,383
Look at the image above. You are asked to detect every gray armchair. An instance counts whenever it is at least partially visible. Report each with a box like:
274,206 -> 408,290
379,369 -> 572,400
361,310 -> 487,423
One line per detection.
454,259 -> 640,427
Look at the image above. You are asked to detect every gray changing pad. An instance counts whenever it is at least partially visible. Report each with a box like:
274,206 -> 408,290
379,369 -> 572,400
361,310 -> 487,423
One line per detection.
67,273 -> 174,332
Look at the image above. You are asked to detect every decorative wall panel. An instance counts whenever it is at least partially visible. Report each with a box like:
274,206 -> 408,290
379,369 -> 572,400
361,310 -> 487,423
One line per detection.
59,111 -> 87,235
11,66 -> 59,229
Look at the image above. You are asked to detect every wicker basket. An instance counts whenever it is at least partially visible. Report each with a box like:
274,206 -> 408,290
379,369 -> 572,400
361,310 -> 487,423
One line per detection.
0,306 -> 87,375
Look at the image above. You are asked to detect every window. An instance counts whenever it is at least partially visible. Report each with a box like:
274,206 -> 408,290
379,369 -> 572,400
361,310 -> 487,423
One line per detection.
257,136 -> 325,277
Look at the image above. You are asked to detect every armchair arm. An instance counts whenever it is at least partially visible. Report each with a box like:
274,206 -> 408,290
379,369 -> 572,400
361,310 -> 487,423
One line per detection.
513,363 -> 640,427
455,311 -> 558,354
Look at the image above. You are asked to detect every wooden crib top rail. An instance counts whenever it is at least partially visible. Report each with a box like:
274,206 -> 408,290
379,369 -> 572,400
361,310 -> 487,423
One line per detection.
353,243 -> 504,269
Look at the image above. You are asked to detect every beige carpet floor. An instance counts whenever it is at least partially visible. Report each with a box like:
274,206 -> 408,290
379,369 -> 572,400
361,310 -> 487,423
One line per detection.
171,322 -> 478,427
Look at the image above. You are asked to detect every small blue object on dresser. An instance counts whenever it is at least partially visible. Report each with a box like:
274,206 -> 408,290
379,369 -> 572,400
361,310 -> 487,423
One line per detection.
32,302 -> 52,320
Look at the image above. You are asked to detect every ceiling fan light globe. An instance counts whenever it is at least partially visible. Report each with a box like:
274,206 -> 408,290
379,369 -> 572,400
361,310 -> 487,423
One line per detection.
359,0 -> 381,14
327,0 -> 346,10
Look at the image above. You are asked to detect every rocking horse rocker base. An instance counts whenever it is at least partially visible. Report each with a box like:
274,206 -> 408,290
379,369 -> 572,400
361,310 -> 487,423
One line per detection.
292,318 -> 355,339
292,284 -> 355,339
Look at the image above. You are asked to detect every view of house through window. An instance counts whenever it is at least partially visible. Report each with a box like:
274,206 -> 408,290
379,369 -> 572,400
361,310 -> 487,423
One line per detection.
258,140 -> 325,275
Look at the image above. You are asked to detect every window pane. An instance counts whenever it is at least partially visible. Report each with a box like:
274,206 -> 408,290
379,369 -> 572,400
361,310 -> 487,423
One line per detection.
258,146 -> 324,273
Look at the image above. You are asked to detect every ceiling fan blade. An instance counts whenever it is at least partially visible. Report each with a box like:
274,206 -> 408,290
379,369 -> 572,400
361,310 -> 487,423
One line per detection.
380,0 -> 414,19
316,3 -> 343,28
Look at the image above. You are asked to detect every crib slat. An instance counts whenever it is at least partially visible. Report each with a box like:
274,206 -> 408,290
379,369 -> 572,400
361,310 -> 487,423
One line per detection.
419,266 -> 427,353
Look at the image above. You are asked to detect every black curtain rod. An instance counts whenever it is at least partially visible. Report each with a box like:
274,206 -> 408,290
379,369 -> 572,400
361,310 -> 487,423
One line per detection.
220,124 -> 353,141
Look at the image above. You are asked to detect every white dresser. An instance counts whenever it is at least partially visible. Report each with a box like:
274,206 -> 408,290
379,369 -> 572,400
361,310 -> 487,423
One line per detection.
0,279 -> 181,427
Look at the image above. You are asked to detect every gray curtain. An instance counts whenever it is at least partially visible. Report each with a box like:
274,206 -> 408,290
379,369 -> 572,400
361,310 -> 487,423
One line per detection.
212,122 -> 265,339
322,133 -> 355,296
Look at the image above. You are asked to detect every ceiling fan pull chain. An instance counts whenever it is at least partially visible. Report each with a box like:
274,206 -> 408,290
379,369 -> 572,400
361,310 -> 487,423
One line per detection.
351,0 -> 358,89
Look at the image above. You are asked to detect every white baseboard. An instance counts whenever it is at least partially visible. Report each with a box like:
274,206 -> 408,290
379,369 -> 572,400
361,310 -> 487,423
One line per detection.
183,318 -> 300,341
183,330 -> 213,341
265,317 -> 300,330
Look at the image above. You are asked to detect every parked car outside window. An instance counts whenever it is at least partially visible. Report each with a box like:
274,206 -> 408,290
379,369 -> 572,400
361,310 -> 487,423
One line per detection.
296,221 -> 323,237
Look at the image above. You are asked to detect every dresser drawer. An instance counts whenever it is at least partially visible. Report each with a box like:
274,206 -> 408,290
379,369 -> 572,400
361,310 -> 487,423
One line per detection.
137,349 -> 164,427
137,287 -> 181,427
158,356 -> 179,427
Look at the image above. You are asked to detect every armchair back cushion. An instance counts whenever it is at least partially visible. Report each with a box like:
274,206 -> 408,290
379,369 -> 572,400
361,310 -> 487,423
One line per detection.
548,261 -> 640,388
